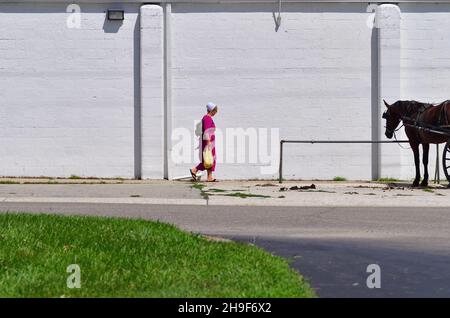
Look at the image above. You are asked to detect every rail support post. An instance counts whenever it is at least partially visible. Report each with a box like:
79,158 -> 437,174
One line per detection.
435,144 -> 440,184
279,140 -> 284,183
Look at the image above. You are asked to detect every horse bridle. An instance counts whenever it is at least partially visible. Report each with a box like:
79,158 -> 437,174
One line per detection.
382,110 -> 404,136
382,109 -> 409,149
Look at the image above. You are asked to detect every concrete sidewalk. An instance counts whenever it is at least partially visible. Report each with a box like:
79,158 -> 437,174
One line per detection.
202,180 -> 450,207
0,178 -> 449,207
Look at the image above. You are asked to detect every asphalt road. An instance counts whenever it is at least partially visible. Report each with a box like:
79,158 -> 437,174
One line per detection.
0,202 -> 449,298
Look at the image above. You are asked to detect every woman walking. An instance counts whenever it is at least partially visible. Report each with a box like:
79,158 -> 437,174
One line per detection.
190,102 -> 218,182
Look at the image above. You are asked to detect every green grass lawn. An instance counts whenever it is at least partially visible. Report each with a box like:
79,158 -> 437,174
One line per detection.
0,213 -> 315,298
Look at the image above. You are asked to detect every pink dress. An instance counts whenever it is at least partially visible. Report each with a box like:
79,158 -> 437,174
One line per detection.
196,114 -> 216,172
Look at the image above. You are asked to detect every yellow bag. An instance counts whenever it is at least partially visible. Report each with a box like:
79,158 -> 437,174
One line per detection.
203,146 -> 214,169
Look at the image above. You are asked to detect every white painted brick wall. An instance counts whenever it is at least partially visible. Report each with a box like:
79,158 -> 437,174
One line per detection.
2,2 -> 449,181
398,3 -> 450,182
140,5 -> 164,179
376,4 -> 405,180
0,3 -> 140,178
170,3 -> 374,180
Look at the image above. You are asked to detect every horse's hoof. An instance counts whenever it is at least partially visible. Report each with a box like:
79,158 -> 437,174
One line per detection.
412,181 -> 420,187
420,181 -> 428,187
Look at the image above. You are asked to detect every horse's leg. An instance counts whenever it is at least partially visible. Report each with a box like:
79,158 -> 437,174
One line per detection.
420,143 -> 429,187
411,143 -> 421,187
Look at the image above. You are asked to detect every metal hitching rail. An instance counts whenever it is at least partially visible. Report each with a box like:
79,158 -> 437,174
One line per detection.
278,139 -> 412,183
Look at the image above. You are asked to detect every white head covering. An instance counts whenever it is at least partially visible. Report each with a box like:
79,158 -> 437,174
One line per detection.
206,102 -> 217,112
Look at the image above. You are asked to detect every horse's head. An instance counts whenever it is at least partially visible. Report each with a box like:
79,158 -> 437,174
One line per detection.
382,100 -> 402,139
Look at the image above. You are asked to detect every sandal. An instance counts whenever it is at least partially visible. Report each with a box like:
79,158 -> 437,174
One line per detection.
190,169 -> 197,181
207,178 -> 217,182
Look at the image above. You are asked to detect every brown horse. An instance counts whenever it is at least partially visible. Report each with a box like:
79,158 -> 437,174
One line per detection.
383,100 -> 450,187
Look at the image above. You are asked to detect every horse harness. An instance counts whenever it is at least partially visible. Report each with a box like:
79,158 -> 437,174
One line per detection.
401,101 -> 450,143
437,100 -> 450,128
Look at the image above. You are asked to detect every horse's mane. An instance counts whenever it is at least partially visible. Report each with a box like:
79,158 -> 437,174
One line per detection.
397,100 -> 433,116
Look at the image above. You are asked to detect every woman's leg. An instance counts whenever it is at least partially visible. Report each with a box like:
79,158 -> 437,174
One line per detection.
191,163 -> 204,179
193,163 -> 205,173
192,142 -> 207,174
207,169 -> 214,181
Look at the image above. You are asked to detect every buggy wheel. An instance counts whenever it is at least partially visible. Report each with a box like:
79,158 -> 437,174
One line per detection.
442,141 -> 450,184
